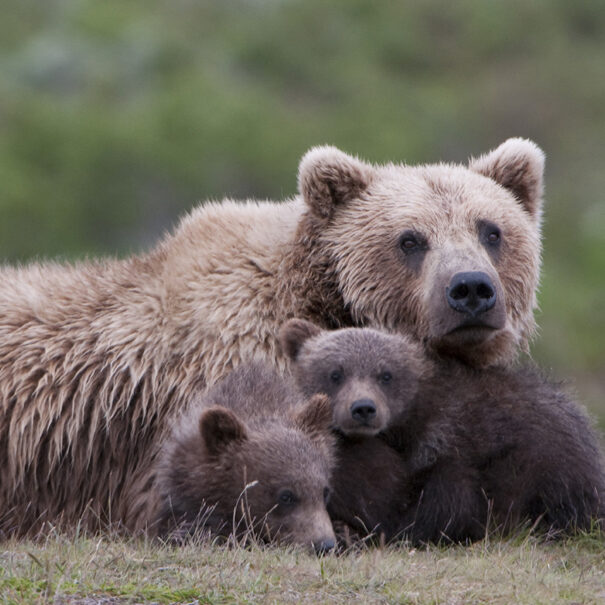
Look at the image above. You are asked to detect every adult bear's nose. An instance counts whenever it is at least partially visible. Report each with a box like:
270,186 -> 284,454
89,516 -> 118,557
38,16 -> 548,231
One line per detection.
446,271 -> 496,318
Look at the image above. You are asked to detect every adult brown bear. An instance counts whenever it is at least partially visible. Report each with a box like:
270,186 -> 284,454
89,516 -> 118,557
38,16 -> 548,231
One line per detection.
0,139 -> 544,535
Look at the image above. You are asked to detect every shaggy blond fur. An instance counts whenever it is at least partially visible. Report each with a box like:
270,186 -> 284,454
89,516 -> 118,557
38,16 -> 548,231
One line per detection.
0,139 -> 544,535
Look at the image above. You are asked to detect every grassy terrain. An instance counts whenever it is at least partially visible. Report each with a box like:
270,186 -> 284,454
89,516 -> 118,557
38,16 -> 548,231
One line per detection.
1,533 -> 604,604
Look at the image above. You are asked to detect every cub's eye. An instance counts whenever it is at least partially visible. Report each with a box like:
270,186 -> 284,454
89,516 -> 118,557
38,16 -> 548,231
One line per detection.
330,369 -> 343,384
323,487 -> 331,505
278,489 -> 298,506
379,371 -> 392,384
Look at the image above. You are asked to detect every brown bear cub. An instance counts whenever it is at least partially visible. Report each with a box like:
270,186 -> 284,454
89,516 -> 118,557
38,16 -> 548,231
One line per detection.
151,363 -> 337,553
281,319 -> 605,544
281,320 -> 428,541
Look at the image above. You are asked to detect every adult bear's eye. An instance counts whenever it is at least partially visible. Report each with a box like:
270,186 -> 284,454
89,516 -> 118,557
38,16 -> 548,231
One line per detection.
398,230 -> 428,255
400,236 -> 417,250
478,220 -> 502,254
278,489 -> 298,506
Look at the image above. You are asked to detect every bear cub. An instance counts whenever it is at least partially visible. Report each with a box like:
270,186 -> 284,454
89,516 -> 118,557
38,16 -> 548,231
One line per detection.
281,319 -> 427,438
152,363 -> 336,553
281,319 -> 605,544
281,319 -> 428,540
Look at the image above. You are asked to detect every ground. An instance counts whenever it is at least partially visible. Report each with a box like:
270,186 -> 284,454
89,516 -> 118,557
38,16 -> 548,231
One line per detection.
1,533 -> 604,604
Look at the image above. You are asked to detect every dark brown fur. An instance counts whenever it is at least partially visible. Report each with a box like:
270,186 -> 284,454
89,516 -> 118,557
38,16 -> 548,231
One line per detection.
386,363 -> 605,543
152,363 -> 336,552
280,320 -> 427,539
282,322 -> 605,544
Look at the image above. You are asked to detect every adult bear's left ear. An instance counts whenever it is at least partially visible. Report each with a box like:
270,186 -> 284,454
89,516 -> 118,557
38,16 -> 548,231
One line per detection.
298,146 -> 374,220
469,138 -> 545,222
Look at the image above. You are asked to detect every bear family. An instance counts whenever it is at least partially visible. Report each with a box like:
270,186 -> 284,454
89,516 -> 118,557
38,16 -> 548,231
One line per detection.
281,320 -> 605,544
150,363 -> 336,552
0,138 -> 545,536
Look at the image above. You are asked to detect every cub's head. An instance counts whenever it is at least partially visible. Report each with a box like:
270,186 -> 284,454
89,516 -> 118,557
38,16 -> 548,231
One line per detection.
297,139 -> 545,367
280,319 -> 427,437
158,393 -> 336,553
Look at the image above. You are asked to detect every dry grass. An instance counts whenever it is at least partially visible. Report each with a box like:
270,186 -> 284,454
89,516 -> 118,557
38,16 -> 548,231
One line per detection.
1,531 -> 605,605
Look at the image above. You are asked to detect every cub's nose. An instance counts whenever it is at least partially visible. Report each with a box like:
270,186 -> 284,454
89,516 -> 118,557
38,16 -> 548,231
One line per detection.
313,537 -> 336,555
350,398 -> 377,424
446,271 -> 496,318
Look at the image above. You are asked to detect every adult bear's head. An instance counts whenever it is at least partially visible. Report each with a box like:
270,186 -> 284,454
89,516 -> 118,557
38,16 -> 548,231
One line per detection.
298,139 -> 545,367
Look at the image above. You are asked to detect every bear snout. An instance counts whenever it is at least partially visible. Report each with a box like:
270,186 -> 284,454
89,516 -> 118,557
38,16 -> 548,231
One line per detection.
313,536 -> 336,555
446,271 -> 496,318
350,398 -> 377,424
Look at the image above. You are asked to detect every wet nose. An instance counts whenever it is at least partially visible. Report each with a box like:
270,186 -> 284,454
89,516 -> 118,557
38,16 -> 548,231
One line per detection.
350,399 -> 377,424
446,271 -> 496,317
313,537 -> 336,555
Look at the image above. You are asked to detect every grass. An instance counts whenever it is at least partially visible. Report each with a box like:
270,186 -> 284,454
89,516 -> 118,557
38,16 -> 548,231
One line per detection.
1,532 -> 605,604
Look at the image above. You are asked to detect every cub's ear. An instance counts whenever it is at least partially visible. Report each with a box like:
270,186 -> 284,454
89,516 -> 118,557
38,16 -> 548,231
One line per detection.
298,146 -> 374,220
295,394 -> 333,438
279,318 -> 322,361
200,406 -> 248,457
469,138 -> 545,222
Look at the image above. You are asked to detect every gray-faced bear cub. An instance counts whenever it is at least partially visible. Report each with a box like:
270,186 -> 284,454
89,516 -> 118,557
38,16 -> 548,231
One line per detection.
152,362 -> 336,553
281,319 -> 605,544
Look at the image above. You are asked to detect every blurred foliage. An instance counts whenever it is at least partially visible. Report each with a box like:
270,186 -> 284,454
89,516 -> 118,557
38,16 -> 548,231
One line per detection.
0,0 -> 603,416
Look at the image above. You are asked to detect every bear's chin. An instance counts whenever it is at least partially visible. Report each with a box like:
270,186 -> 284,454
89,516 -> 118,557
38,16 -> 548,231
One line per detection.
446,324 -> 498,343
338,425 -> 383,439
429,326 -> 516,368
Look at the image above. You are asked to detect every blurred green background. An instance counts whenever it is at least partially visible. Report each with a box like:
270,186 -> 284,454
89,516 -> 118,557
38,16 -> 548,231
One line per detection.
1,0 -> 603,423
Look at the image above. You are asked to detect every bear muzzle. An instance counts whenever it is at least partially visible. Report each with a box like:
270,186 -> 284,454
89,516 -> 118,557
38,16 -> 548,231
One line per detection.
446,271 -> 496,318
334,397 -> 387,437
313,536 -> 336,554
350,398 -> 377,424
428,268 -> 506,340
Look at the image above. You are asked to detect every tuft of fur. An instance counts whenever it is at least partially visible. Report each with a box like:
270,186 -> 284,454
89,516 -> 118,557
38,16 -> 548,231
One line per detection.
150,363 -> 336,551
284,322 -> 605,544
0,140 -> 544,535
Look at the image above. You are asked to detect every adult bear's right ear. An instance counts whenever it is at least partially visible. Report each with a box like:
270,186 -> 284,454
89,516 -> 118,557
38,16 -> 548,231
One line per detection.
200,406 -> 248,457
279,318 -> 322,360
469,138 -> 545,223
298,146 -> 374,220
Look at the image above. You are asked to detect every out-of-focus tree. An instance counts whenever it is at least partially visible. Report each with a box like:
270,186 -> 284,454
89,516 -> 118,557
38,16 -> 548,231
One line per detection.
1,0 -> 603,419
